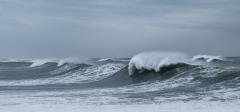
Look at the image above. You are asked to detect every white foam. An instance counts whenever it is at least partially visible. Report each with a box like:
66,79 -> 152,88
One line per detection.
192,55 -> 223,62
128,52 -> 190,76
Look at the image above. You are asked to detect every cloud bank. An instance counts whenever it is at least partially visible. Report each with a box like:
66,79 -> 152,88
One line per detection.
0,0 -> 239,58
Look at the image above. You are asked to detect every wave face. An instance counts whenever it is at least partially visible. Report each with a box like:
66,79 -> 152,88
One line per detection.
1,54 -> 240,112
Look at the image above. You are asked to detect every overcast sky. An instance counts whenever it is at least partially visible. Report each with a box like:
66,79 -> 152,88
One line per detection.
0,0 -> 240,58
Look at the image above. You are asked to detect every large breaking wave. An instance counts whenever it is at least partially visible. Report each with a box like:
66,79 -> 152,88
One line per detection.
128,52 -> 224,76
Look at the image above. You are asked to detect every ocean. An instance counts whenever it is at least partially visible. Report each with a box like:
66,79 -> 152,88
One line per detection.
0,52 -> 240,112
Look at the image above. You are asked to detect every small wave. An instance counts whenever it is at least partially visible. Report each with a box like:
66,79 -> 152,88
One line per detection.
96,58 -> 130,62
31,57 -> 90,67
192,55 -> 223,62
30,59 -> 57,67
56,57 -> 90,66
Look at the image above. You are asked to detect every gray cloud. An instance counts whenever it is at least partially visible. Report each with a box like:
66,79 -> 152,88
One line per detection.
0,0 -> 240,58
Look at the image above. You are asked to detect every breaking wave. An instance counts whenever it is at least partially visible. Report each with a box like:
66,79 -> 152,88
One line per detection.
128,52 -> 225,76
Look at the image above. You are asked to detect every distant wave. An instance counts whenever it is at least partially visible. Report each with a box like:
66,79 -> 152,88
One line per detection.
192,55 -> 223,62
29,59 -> 58,67
0,57 -> 90,67
128,52 -> 224,76
97,58 -> 130,62
97,58 -> 112,62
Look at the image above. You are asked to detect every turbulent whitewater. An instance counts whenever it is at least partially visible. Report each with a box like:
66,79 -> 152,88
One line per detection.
0,52 -> 240,112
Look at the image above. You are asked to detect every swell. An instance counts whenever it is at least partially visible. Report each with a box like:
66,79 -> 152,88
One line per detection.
0,62 -> 126,87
